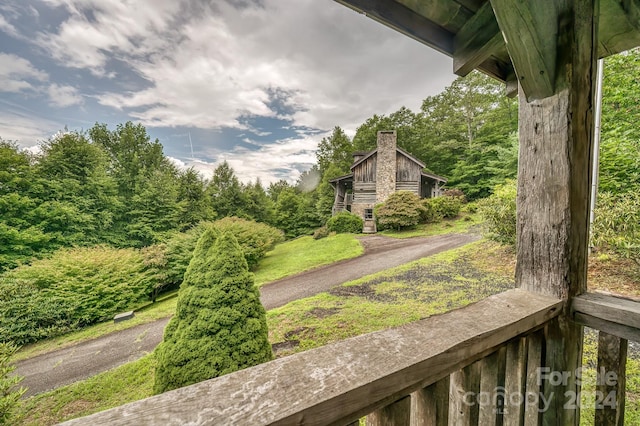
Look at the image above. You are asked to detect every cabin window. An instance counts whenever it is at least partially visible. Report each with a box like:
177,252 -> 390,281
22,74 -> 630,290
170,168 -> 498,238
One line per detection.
364,209 -> 373,220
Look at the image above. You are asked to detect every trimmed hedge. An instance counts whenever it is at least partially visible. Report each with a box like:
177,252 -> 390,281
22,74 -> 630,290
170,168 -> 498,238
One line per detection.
154,230 -> 272,394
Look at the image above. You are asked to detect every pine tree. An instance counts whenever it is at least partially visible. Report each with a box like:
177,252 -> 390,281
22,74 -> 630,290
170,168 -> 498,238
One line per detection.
153,229 -> 272,394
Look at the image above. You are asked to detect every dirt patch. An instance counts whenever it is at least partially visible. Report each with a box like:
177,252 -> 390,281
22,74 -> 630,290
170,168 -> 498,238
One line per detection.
306,307 -> 341,318
272,340 -> 299,353
329,283 -> 397,303
284,326 -> 315,340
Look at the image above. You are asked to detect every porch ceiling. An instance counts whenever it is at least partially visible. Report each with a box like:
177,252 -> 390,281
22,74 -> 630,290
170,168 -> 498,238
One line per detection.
335,0 -> 640,99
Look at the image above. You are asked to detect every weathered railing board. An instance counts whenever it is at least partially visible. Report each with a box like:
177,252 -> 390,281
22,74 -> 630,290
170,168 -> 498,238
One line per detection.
572,293 -> 640,339
410,376 -> 449,426
523,332 -> 543,426
595,331 -> 627,426
62,289 -> 562,426
478,348 -> 504,425
366,395 -> 410,426
573,313 -> 640,343
449,361 -> 481,425
503,337 -> 527,426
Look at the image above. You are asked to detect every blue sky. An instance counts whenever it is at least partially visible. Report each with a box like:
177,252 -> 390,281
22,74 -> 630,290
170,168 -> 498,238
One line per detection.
0,0 -> 455,184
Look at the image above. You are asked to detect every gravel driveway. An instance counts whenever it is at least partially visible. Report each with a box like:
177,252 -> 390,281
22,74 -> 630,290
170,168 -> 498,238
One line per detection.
15,232 -> 479,397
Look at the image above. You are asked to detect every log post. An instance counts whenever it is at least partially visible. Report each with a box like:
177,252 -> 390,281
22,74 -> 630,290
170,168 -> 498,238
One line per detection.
502,0 -> 599,424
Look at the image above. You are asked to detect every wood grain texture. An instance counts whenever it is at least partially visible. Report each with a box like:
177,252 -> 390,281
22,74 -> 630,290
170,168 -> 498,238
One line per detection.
411,377 -> 449,426
595,331 -> 627,426
571,293 -> 640,330
488,0 -> 557,100
61,290 -> 562,426
366,395 -> 411,426
449,361 -> 481,425
504,337 -> 527,426
453,1 -> 504,76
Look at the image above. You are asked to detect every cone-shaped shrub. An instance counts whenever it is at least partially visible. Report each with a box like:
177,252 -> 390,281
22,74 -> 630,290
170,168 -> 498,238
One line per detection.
153,229 -> 272,394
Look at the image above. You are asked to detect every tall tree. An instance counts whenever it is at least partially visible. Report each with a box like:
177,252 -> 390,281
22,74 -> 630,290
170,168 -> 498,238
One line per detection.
316,126 -> 353,175
176,168 -> 216,229
89,121 -> 168,199
206,161 -> 248,218
36,131 -> 120,243
243,179 -> 275,225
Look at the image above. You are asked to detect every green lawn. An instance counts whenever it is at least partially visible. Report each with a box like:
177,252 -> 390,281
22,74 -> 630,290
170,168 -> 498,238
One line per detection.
379,212 -> 481,239
253,233 -> 364,286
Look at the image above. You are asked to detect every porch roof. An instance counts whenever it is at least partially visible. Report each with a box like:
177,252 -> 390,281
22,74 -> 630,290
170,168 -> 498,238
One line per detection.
335,0 -> 640,99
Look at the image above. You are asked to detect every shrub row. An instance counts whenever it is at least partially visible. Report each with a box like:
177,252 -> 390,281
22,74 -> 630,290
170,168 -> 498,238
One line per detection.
0,217 -> 284,345
0,247 -> 155,345
374,191 -> 464,231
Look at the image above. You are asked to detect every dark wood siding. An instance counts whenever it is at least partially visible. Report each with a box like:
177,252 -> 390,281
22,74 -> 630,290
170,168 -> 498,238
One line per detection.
396,154 -> 422,182
353,154 -> 377,182
353,182 -> 376,202
396,153 -> 421,195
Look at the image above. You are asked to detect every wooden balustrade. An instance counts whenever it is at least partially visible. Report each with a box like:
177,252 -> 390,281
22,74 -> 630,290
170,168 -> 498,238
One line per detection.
61,289 -> 562,425
571,292 -> 640,425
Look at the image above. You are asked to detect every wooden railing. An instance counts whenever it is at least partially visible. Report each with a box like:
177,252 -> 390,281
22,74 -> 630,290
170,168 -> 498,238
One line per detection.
571,292 -> 640,425
61,289 -> 563,425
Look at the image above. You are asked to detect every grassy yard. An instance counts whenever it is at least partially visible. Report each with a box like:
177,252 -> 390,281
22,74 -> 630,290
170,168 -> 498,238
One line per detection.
253,233 -> 364,286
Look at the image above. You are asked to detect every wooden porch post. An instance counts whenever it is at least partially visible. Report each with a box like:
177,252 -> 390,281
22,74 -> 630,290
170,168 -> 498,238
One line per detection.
490,0 -> 599,424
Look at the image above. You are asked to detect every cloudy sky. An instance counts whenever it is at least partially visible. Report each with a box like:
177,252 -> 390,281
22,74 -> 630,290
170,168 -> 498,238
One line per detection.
0,0 -> 455,184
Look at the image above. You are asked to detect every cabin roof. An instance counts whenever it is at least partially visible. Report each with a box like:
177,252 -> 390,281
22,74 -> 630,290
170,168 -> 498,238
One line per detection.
335,0 -> 640,99
349,146 -> 426,171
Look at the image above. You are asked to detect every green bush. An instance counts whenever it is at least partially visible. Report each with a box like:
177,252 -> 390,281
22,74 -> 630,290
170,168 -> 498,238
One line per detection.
442,188 -> 467,203
427,195 -> 463,219
213,217 -> 284,268
592,191 -> 640,265
161,218 -> 284,283
0,247 -> 156,345
477,180 -> 517,245
420,198 -> 443,223
154,230 -> 272,394
312,226 -> 330,240
375,191 -> 425,231
0,343 -> 25,424
326,212 -> 363,234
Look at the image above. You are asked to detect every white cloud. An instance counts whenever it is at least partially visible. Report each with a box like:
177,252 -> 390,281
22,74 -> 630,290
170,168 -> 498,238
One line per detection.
0,13 -> 20,38
172,134 -> 321,186
0,53 -> 48,93
36,0 -> 454,135
47,83 -> 83,107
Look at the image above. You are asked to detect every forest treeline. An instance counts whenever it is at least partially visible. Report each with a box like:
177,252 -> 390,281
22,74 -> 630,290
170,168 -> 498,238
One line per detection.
1,50 -> 638,273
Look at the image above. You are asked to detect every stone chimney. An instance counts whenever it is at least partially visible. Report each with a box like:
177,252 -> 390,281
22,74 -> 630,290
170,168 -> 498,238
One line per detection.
375,130 -> 397,203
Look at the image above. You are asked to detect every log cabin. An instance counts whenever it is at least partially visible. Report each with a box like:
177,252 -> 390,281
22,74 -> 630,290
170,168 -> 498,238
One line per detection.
64,0 -> 640,424
330,130 -> 447,233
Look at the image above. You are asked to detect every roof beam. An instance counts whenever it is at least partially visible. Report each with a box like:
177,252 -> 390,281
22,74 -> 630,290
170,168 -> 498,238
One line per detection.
489,0 -> 557,100
599,0 -> 640,56
334,0 -> 454,56
453,1 -> 504,77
